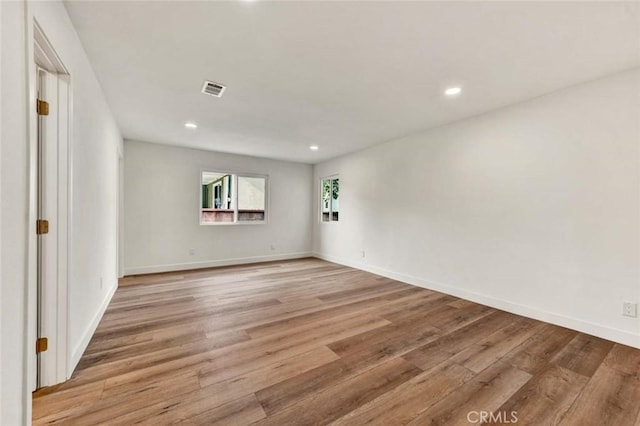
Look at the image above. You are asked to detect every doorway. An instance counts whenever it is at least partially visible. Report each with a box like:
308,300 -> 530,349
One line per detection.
32,22 -> 71,390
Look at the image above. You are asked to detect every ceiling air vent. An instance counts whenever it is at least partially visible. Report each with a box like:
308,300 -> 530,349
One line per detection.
201,80 -> 226,98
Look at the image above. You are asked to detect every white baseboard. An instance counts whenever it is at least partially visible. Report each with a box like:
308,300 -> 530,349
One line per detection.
69,281 -> 117,373
313,252 -> 640,349
124,252 -> 313,276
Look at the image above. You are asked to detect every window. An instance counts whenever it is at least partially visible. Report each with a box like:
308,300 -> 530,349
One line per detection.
321,176 -> 339,222
201,171 -> 267,224
237,176 -> 266,222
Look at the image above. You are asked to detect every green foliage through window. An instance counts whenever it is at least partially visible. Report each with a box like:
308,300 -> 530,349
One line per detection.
321,177 -> 339,222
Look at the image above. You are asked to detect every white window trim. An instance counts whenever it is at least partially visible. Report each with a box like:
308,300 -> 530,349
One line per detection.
199,169 -> 269,226
320,174 -> 339,223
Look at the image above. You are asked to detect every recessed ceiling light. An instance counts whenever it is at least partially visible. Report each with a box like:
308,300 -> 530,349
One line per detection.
445,87 -> 462,96
309,145 -> 319,151
185,122 -> 198,129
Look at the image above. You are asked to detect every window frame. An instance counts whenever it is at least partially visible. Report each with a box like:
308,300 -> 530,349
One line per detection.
320,175 -> 339,223
199,169 -> 269,226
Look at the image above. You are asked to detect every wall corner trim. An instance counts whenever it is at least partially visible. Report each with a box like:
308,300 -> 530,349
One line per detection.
124,252 -> 313,276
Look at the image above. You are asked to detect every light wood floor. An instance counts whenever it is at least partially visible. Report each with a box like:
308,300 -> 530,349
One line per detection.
33,258 -> 640,425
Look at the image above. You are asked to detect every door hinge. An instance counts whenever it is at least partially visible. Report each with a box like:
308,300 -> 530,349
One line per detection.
37,99 -> 49,116
36,219 -> 49,235
36,337 -> 48,353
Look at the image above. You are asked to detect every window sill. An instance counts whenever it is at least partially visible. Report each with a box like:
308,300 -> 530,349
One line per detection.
200,221 -> 268,226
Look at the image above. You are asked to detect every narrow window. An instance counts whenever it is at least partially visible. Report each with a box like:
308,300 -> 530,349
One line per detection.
321,176 -> 339,222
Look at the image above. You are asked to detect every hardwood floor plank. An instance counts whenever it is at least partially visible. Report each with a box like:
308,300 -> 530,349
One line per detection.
327,322 -> 439,360
108,391 -> 265,425
254,321 -> 440,416
197,346 -> 339,394
603,343 -> 640,377
427,303 -> 497,334
177,394 -> 266,426
254,357 -> 422,426
244,287 -> 425,339
77,327 -> 208,371
494,364 -> 589,425
449,317 -> 542,373
402,310 -> 519,371
502,323 -> 578,375
255,357 -> 356,416
379,293 -> 456,323
32,381 -> 105,421
406,361 -> 532,425
102,369 -> 200,400
197,312 -> 391,384
560,364 -> 640,426
331,361 -> 475,425
448,299 -> 478,309
34,371 -> 200,425
64,330 -> 251,388
551,334 -> 615,377
315,279 -> 408,302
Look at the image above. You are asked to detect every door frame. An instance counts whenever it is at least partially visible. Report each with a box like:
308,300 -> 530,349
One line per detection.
117,153 -> 124,278
28,19 -> 72,389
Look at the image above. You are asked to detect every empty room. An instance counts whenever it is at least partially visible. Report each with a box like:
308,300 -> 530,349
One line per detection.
1,0 -> 639,425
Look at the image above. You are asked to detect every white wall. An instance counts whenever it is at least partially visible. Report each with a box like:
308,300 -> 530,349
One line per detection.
124,140 -> 313,275
314,68 -> 640,348
1,1 -> 123,424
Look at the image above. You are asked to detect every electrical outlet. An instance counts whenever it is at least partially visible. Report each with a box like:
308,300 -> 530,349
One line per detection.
100,277 -> 103,289
270,244 -> 275,251
361,250 -> 366,258
623,302 -> 638,318
189,248 -> 195,255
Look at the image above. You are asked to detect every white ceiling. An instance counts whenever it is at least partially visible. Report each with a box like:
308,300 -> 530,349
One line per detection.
64,1 -> 640,164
